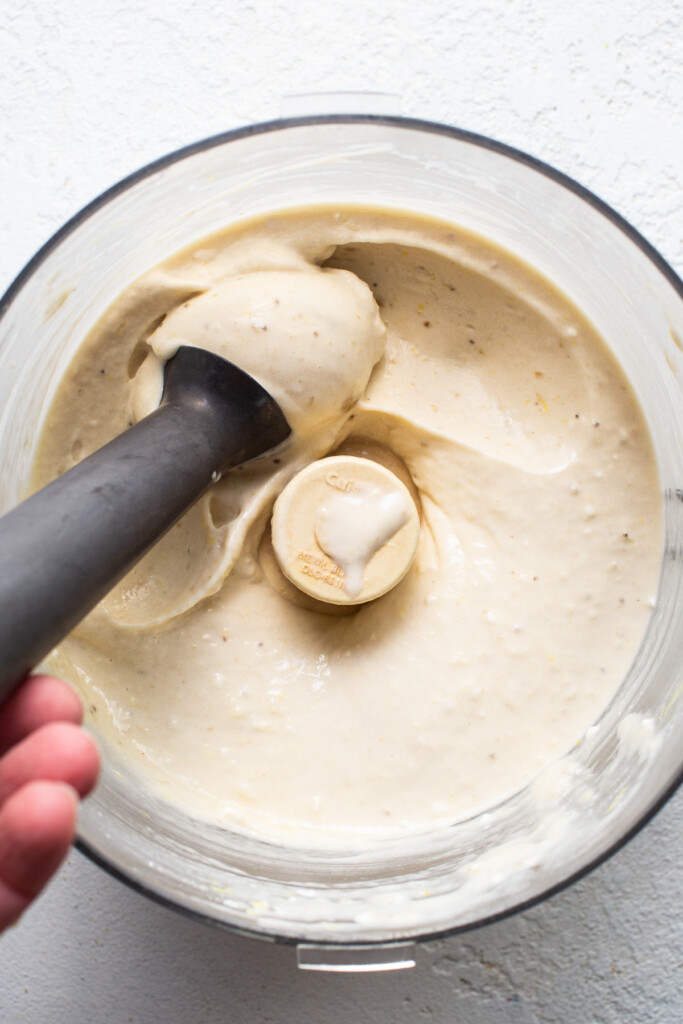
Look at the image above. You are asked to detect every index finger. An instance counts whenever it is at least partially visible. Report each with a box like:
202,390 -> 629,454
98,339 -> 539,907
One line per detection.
0,675 -> 83,757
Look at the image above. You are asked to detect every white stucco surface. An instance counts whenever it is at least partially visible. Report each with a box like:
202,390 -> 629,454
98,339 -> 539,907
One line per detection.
0,1 -> 681,1021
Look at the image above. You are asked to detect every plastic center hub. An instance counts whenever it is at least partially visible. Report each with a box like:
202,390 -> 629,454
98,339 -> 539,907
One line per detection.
271,455 -> 420,606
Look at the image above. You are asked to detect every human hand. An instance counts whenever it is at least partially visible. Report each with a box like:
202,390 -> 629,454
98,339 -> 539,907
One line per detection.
0,674 -> 99,932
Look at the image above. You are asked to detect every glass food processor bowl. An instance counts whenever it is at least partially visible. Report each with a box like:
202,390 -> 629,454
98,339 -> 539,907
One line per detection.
0,116 -> 681,965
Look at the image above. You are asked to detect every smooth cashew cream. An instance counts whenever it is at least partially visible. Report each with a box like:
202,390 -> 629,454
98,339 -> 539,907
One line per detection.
32,206 -> 662,847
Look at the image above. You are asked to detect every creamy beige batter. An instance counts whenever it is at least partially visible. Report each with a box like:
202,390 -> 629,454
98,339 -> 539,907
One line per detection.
33,206 -> 662,845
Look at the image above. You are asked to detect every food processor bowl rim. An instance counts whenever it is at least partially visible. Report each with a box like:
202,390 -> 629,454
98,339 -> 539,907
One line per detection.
2,112 -> 681,947
2,113 -> 683,321
75,766 -> 682,948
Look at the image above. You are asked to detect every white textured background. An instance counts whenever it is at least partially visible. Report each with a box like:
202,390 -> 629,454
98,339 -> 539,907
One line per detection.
1,1 -> 682,1021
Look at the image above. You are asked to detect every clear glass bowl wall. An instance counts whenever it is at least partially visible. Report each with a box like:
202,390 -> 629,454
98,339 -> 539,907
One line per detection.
0,118 -> 681,945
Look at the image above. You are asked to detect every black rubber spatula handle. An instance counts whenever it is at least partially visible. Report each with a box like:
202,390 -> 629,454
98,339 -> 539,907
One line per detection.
0,346 -> 290,701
